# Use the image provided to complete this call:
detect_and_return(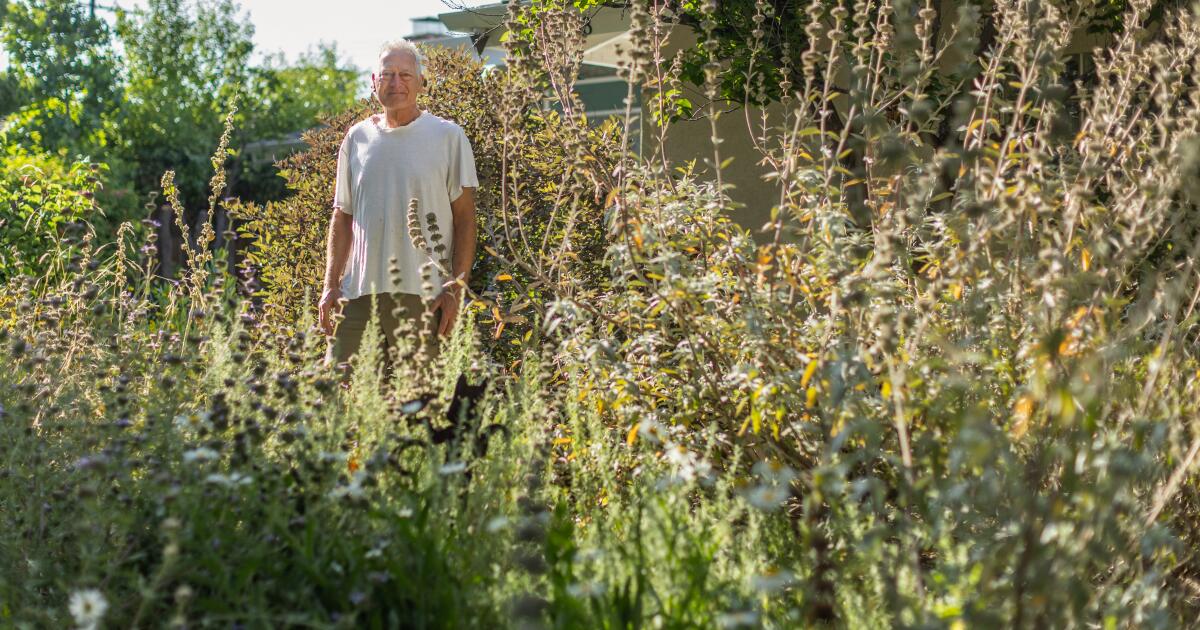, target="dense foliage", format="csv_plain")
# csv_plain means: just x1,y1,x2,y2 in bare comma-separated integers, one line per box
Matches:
0,131,104,281
0,0,362,277
1,0,124,150
2,0,1200,628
